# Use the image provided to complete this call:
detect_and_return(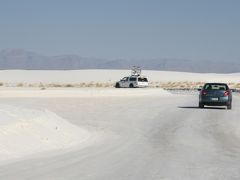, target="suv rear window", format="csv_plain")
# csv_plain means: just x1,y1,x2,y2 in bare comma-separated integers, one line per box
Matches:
203,84,228,90
138,77,148,82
